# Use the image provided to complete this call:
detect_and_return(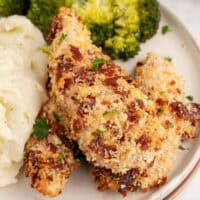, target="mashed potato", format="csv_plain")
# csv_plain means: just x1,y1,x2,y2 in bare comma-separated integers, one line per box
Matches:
0,16,48,186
